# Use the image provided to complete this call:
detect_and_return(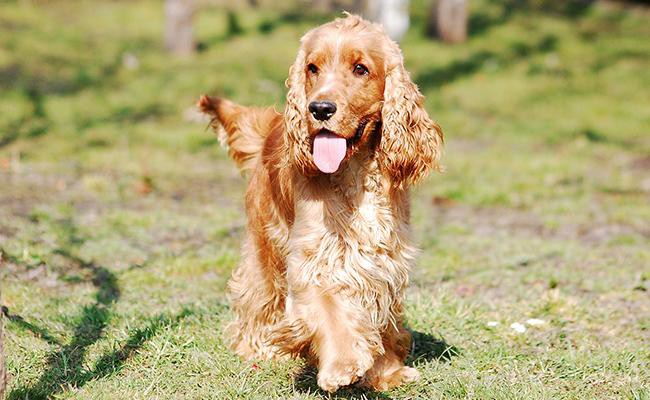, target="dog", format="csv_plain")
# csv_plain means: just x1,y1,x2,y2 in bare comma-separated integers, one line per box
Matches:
198,14,443,392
